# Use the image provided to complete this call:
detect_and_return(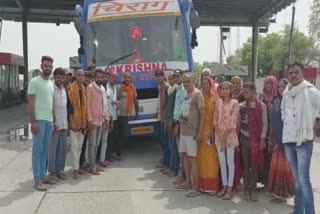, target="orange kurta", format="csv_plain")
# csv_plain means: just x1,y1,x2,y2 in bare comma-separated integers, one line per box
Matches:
198,93,220,192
